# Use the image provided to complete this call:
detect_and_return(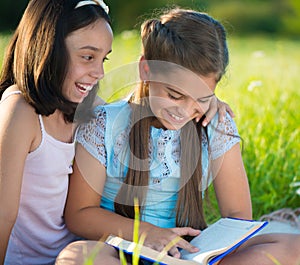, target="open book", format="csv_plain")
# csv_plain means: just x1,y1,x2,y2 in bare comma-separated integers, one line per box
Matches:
105,217,268,265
